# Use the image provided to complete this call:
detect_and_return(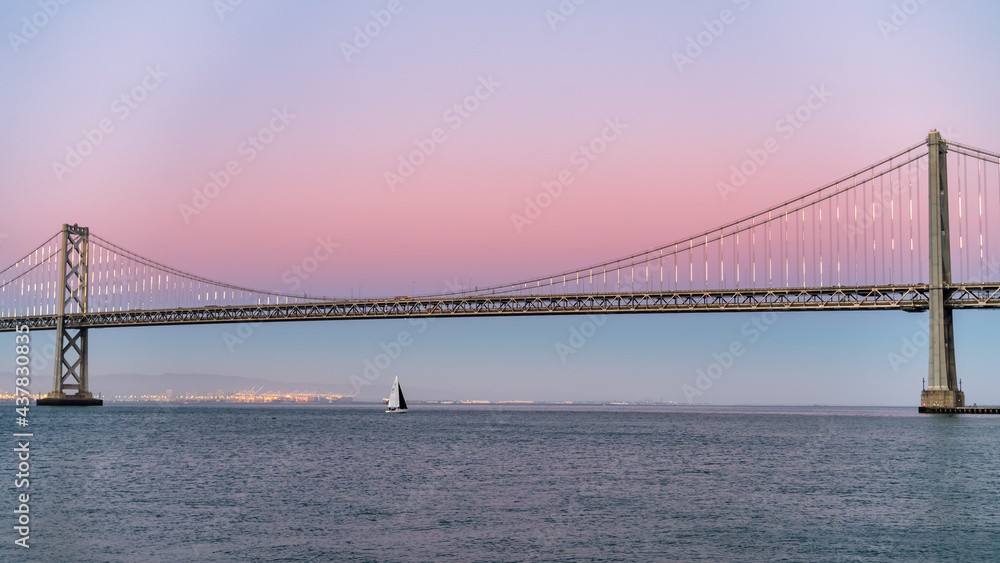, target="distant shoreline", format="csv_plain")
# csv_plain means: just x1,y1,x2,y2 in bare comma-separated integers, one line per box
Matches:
2,400,926,410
